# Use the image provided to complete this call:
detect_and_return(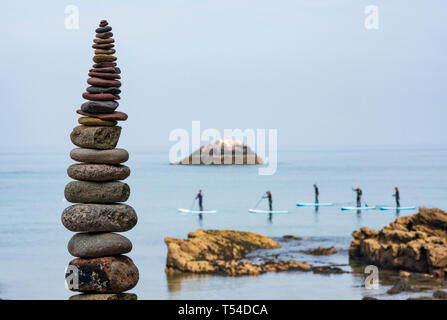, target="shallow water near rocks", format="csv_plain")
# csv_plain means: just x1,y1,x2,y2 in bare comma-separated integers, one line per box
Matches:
0,146,446,299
